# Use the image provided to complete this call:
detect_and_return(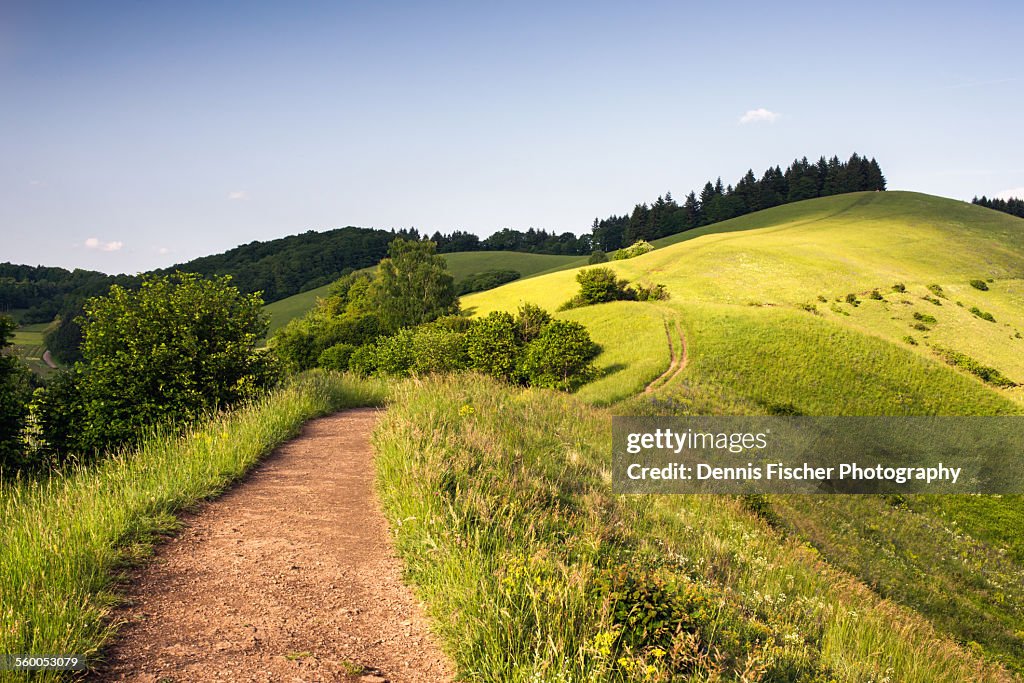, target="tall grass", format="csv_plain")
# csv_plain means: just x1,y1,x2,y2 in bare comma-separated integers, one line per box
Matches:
375,375,1011,682
0,371,385,681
